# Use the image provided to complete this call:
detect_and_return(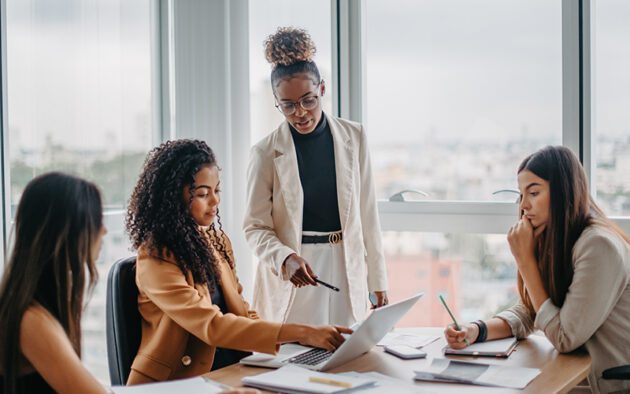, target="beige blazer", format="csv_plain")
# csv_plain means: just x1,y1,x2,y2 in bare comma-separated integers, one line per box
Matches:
243,114,388,323
497,225,630,394
127,234,282,385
